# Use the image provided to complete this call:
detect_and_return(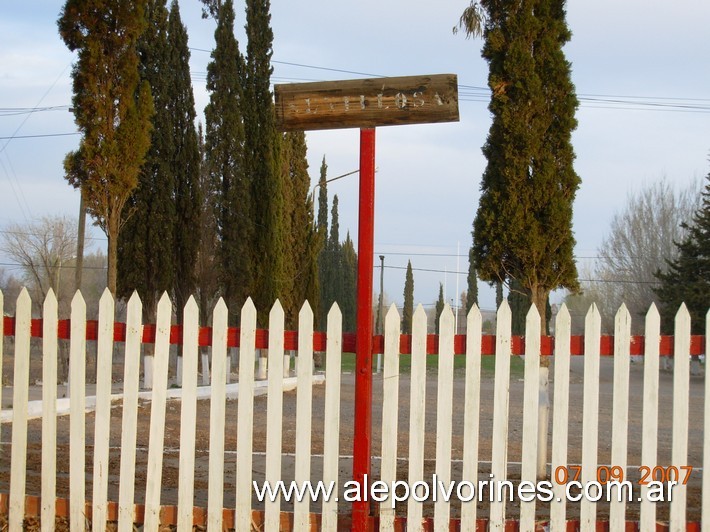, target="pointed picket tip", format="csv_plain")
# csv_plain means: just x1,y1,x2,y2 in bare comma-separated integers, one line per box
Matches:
585,302,600,320
215,296,228,314
441,303,454,318
157,291,172,312
556,302,571,323
497,298,511,320
127,290,142,307
467,303,482,322
270,298,285,318
71,289,86,309
327,301,342,321
99,287,114,306
185,294,198,310
525,302,540,320
44,288,57,306
675,302,691,324
413,304,426,319
184,295,199,318
299,299,313,315
385,302,400,324
241,296,255,315
615,302,631,324
17,286,31,305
